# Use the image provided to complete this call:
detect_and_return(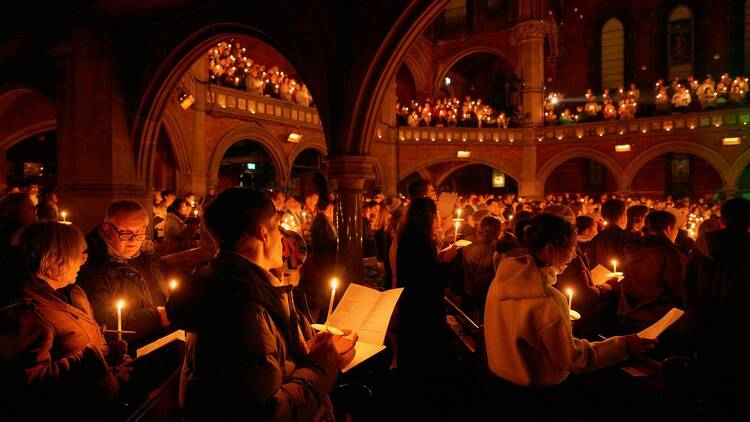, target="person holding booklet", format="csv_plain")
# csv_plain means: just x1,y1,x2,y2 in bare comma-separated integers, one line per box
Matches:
166,188,356,422
484,214,655,420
